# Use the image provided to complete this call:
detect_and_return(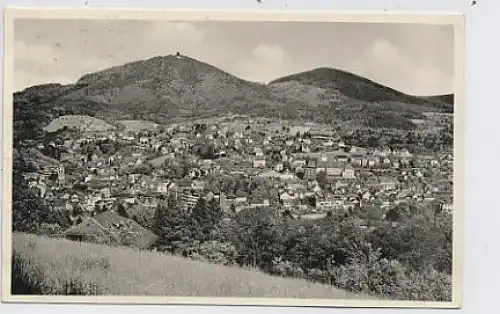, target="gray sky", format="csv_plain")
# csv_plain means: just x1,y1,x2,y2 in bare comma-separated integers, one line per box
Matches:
14,19,455,95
